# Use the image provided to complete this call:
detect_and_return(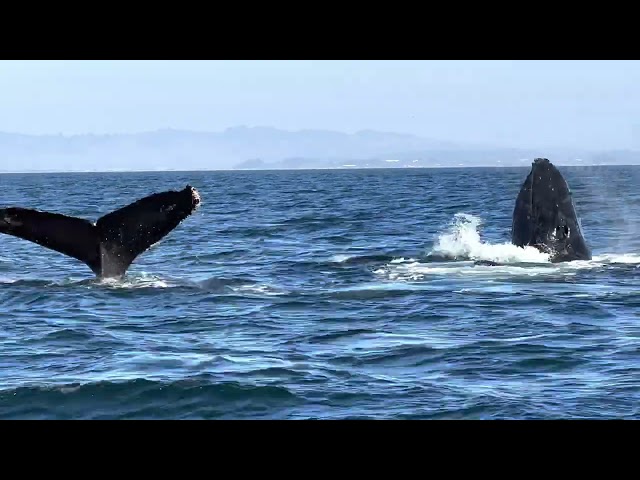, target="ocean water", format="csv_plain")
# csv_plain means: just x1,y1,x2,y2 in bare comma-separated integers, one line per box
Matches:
1,165,640,420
